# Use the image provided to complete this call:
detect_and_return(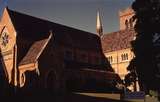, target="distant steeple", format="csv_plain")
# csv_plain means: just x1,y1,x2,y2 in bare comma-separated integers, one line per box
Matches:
96,11,103,38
